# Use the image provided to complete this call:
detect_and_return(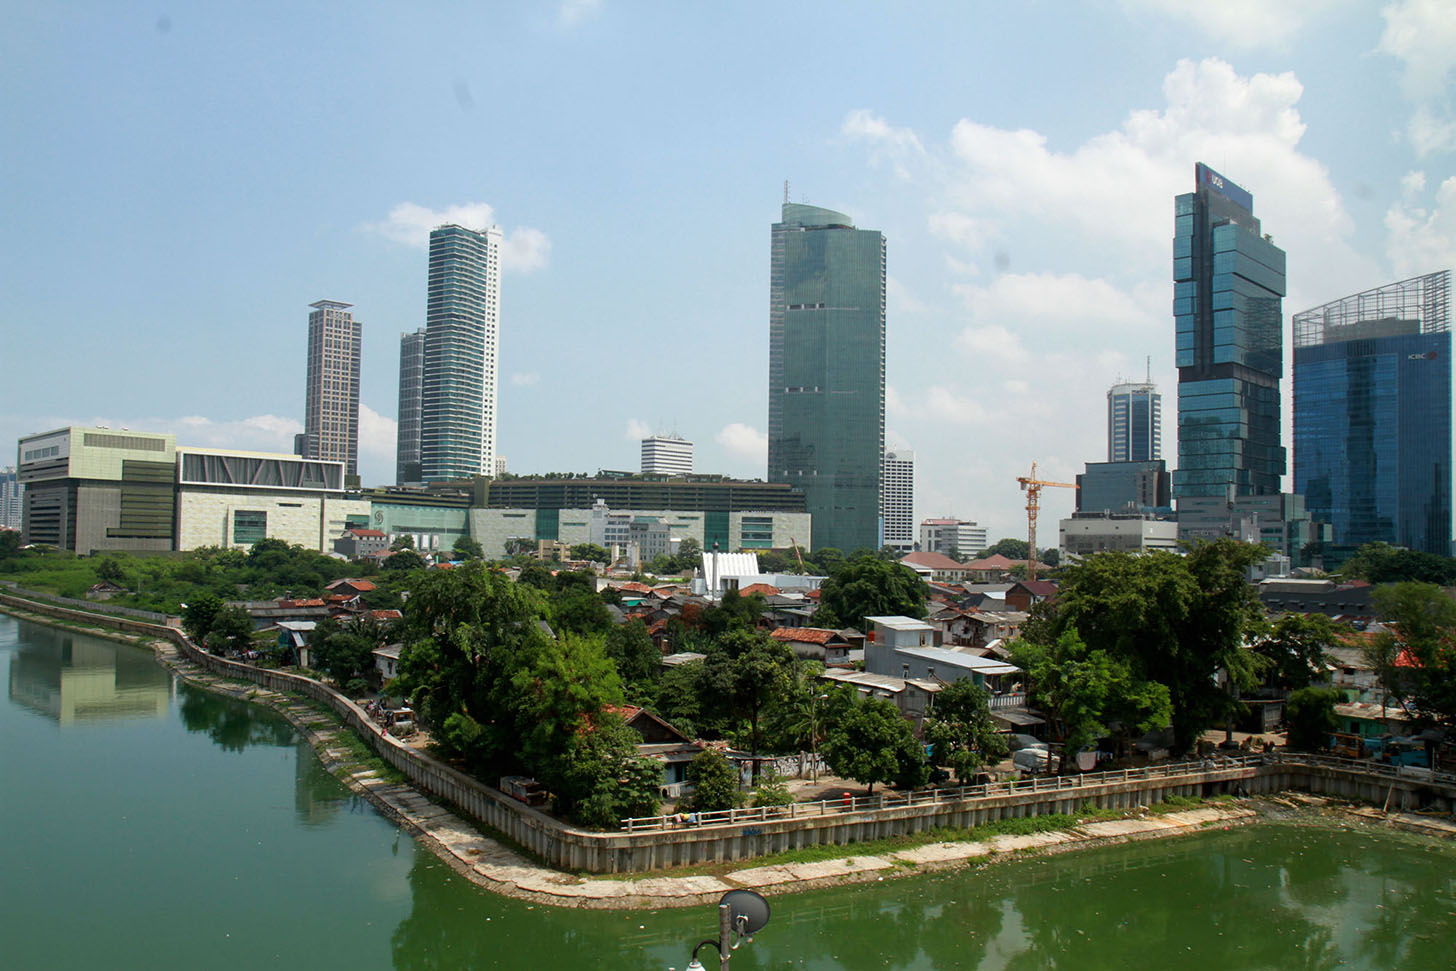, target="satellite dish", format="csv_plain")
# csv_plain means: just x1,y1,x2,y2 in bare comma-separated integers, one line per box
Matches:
720,890,771,935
